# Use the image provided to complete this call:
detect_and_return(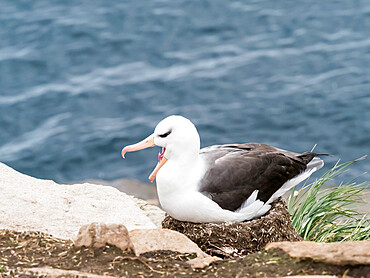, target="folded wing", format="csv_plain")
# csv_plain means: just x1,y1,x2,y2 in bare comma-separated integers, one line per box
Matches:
199,143,320,211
